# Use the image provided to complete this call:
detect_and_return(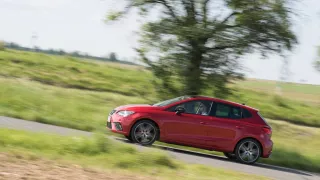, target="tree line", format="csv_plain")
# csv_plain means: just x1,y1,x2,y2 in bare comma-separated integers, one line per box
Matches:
1,41,137,66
